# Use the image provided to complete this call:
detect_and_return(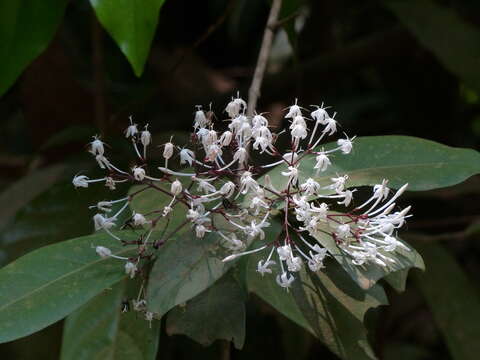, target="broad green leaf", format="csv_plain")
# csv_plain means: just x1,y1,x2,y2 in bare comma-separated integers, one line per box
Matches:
0,164,67,230
61,281,160,360
0,0,68,96
265,136,480,192
385,0,480,92
0,232,137,343
0,179,118,265
246,221,387,360
147,230,229,317
166,272,246,349
414,243,480,360
311,230,424,289
90,0,166,76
